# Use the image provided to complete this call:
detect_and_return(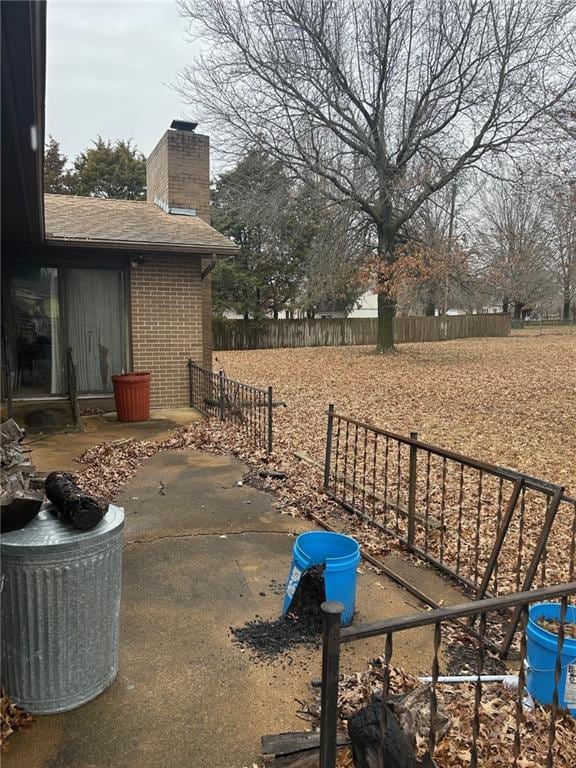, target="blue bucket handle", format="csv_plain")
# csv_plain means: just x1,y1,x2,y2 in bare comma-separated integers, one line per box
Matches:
526,655,576,674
